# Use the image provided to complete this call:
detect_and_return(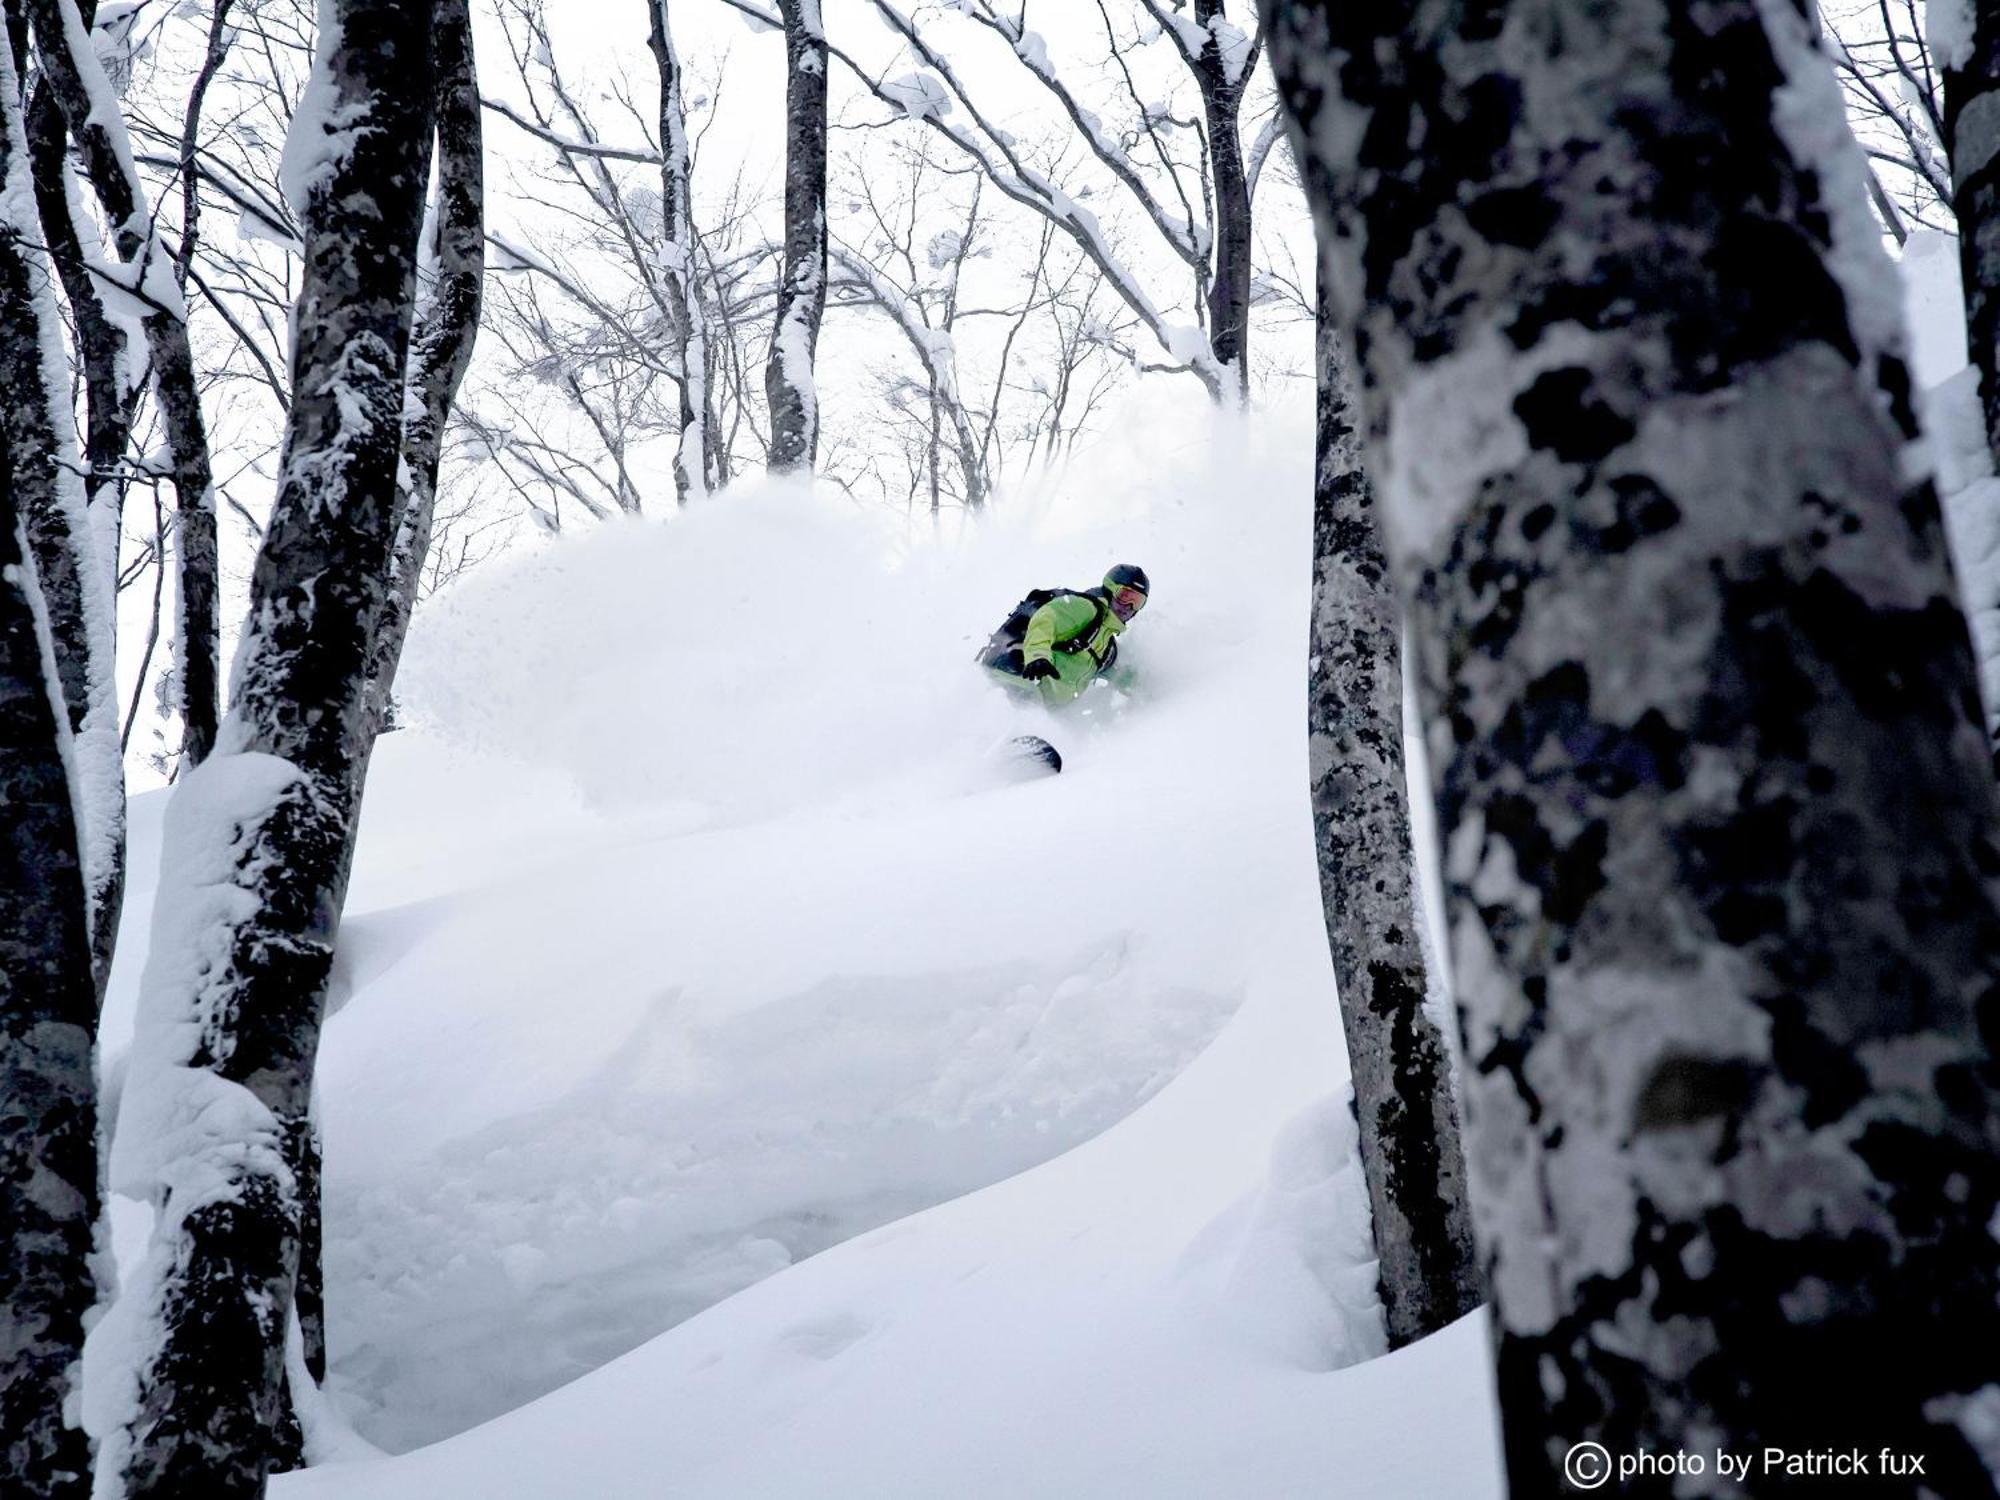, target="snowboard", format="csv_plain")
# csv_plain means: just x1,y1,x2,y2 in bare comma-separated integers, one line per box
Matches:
1002,734,1063,776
